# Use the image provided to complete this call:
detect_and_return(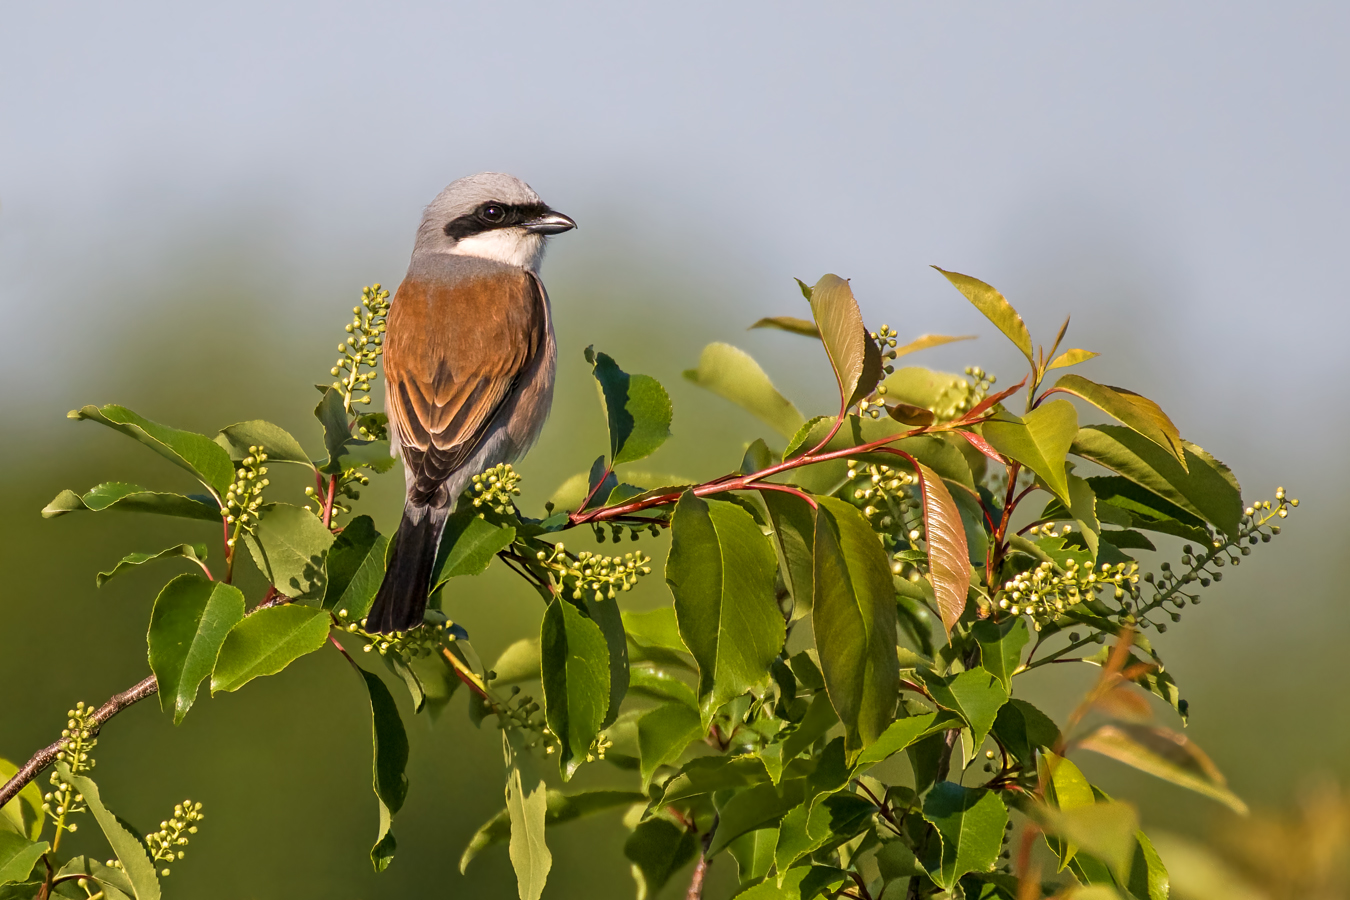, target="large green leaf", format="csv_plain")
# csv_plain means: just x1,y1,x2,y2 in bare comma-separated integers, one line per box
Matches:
589,349,673,465
622,607,694,670
1048,375,1185,468
811,497,899,754
637,701,703,785
991,699,1060,766
321,515,387,614
912,463,971,635
683,342,805,439
430,510,516,592
1079,723,1247,813
0,759,43,841
1071,426,1243,539
242,503,335,601
808,274,881,409
920,782,1008,889
920,669,1009,748
933,268,1034,366
215,419,313,467
541,599,611,779
774,789,876,877
583,592,629,728
503,729,552,900
982,400,1079,503
461,790,643,874
69,404,233,497
356,667,409,871
0,832,47,886
147,575,245,723
56,763,160,900
42,483,220,522
667,493,785,728
972,618,1030,691
210,605,331,694
760,491,815,621
727,827,776,889
624,817,698,900
707,778,807,857
97,543,209,587
1086,476,1210,544
854,711,962,769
